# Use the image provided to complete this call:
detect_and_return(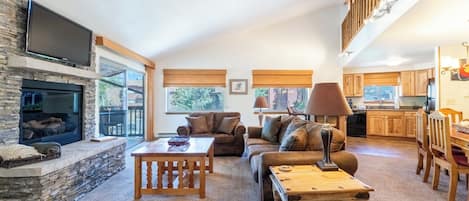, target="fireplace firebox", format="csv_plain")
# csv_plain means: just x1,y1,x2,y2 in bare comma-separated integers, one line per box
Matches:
20,79,83,145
